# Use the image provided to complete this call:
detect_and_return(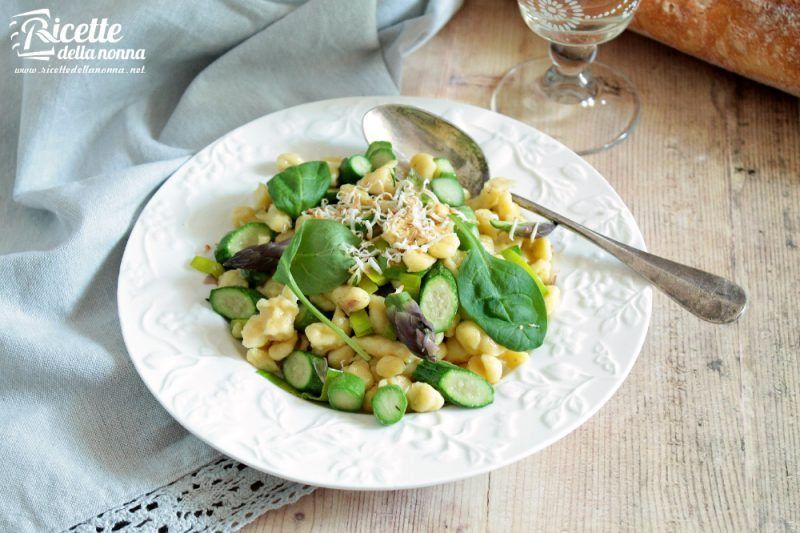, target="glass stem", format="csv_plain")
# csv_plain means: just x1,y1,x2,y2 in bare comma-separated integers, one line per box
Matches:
540,43,599,104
